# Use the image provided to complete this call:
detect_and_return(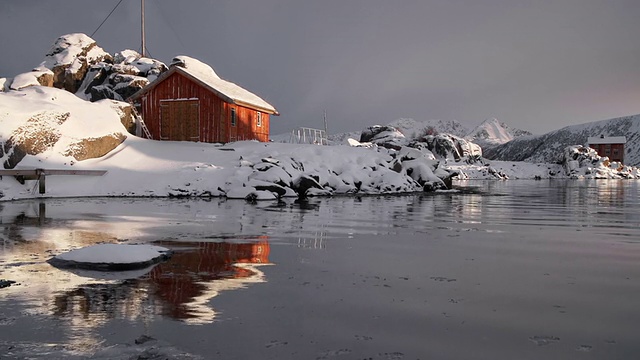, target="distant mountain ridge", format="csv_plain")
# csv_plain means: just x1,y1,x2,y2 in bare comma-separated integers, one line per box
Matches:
483,114,640,166
464,118,532,147
323,118,530,146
